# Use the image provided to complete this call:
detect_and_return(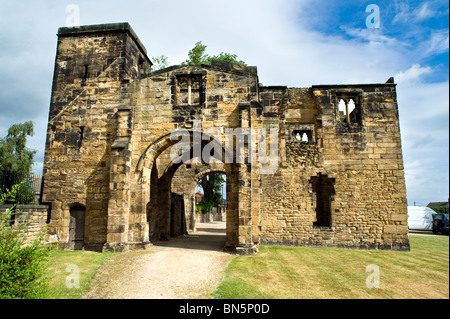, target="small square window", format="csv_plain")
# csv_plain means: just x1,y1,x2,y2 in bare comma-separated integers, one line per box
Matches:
176,75,203,105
